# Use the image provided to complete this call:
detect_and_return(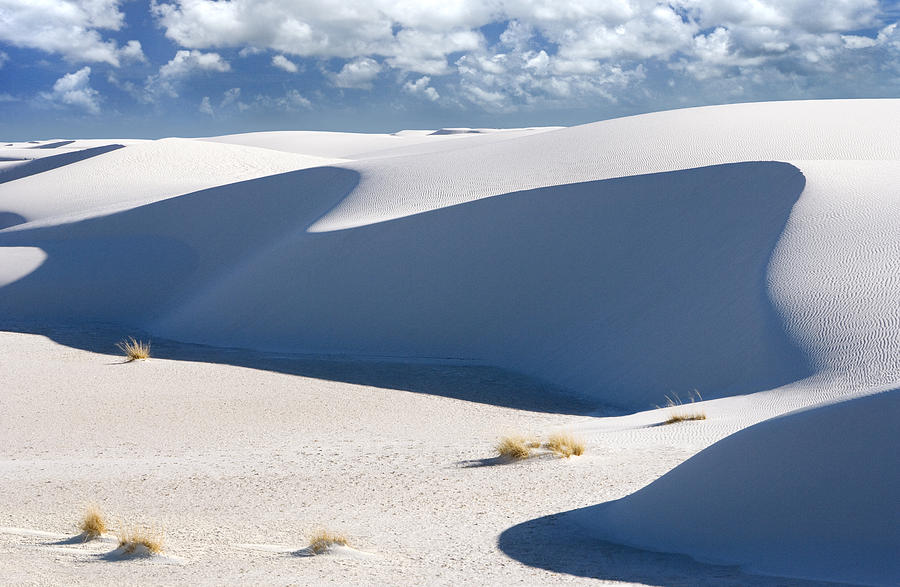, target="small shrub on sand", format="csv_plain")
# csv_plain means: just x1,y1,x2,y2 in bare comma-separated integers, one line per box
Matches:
660,392,707,425
495,435,535,460
116,524,164,555
79,504,107,540
544,433,585,458
116,337,150,361
308,529,349,554
664,412,707,424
